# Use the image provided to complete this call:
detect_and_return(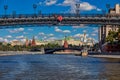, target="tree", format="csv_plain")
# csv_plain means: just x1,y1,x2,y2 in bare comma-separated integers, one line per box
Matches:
117,27,120,41
0,42,2,46
106,30,117,43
